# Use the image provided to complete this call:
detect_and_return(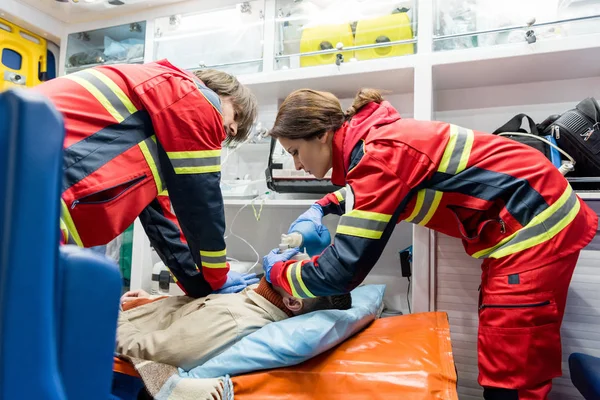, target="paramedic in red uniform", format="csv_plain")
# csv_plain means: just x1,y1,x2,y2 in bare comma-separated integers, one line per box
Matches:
262,88,598,399
34,59,259,297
